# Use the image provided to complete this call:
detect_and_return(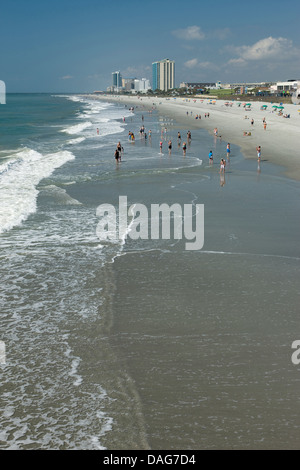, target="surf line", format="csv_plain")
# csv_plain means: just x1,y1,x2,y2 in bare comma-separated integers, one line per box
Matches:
96,196,204,251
